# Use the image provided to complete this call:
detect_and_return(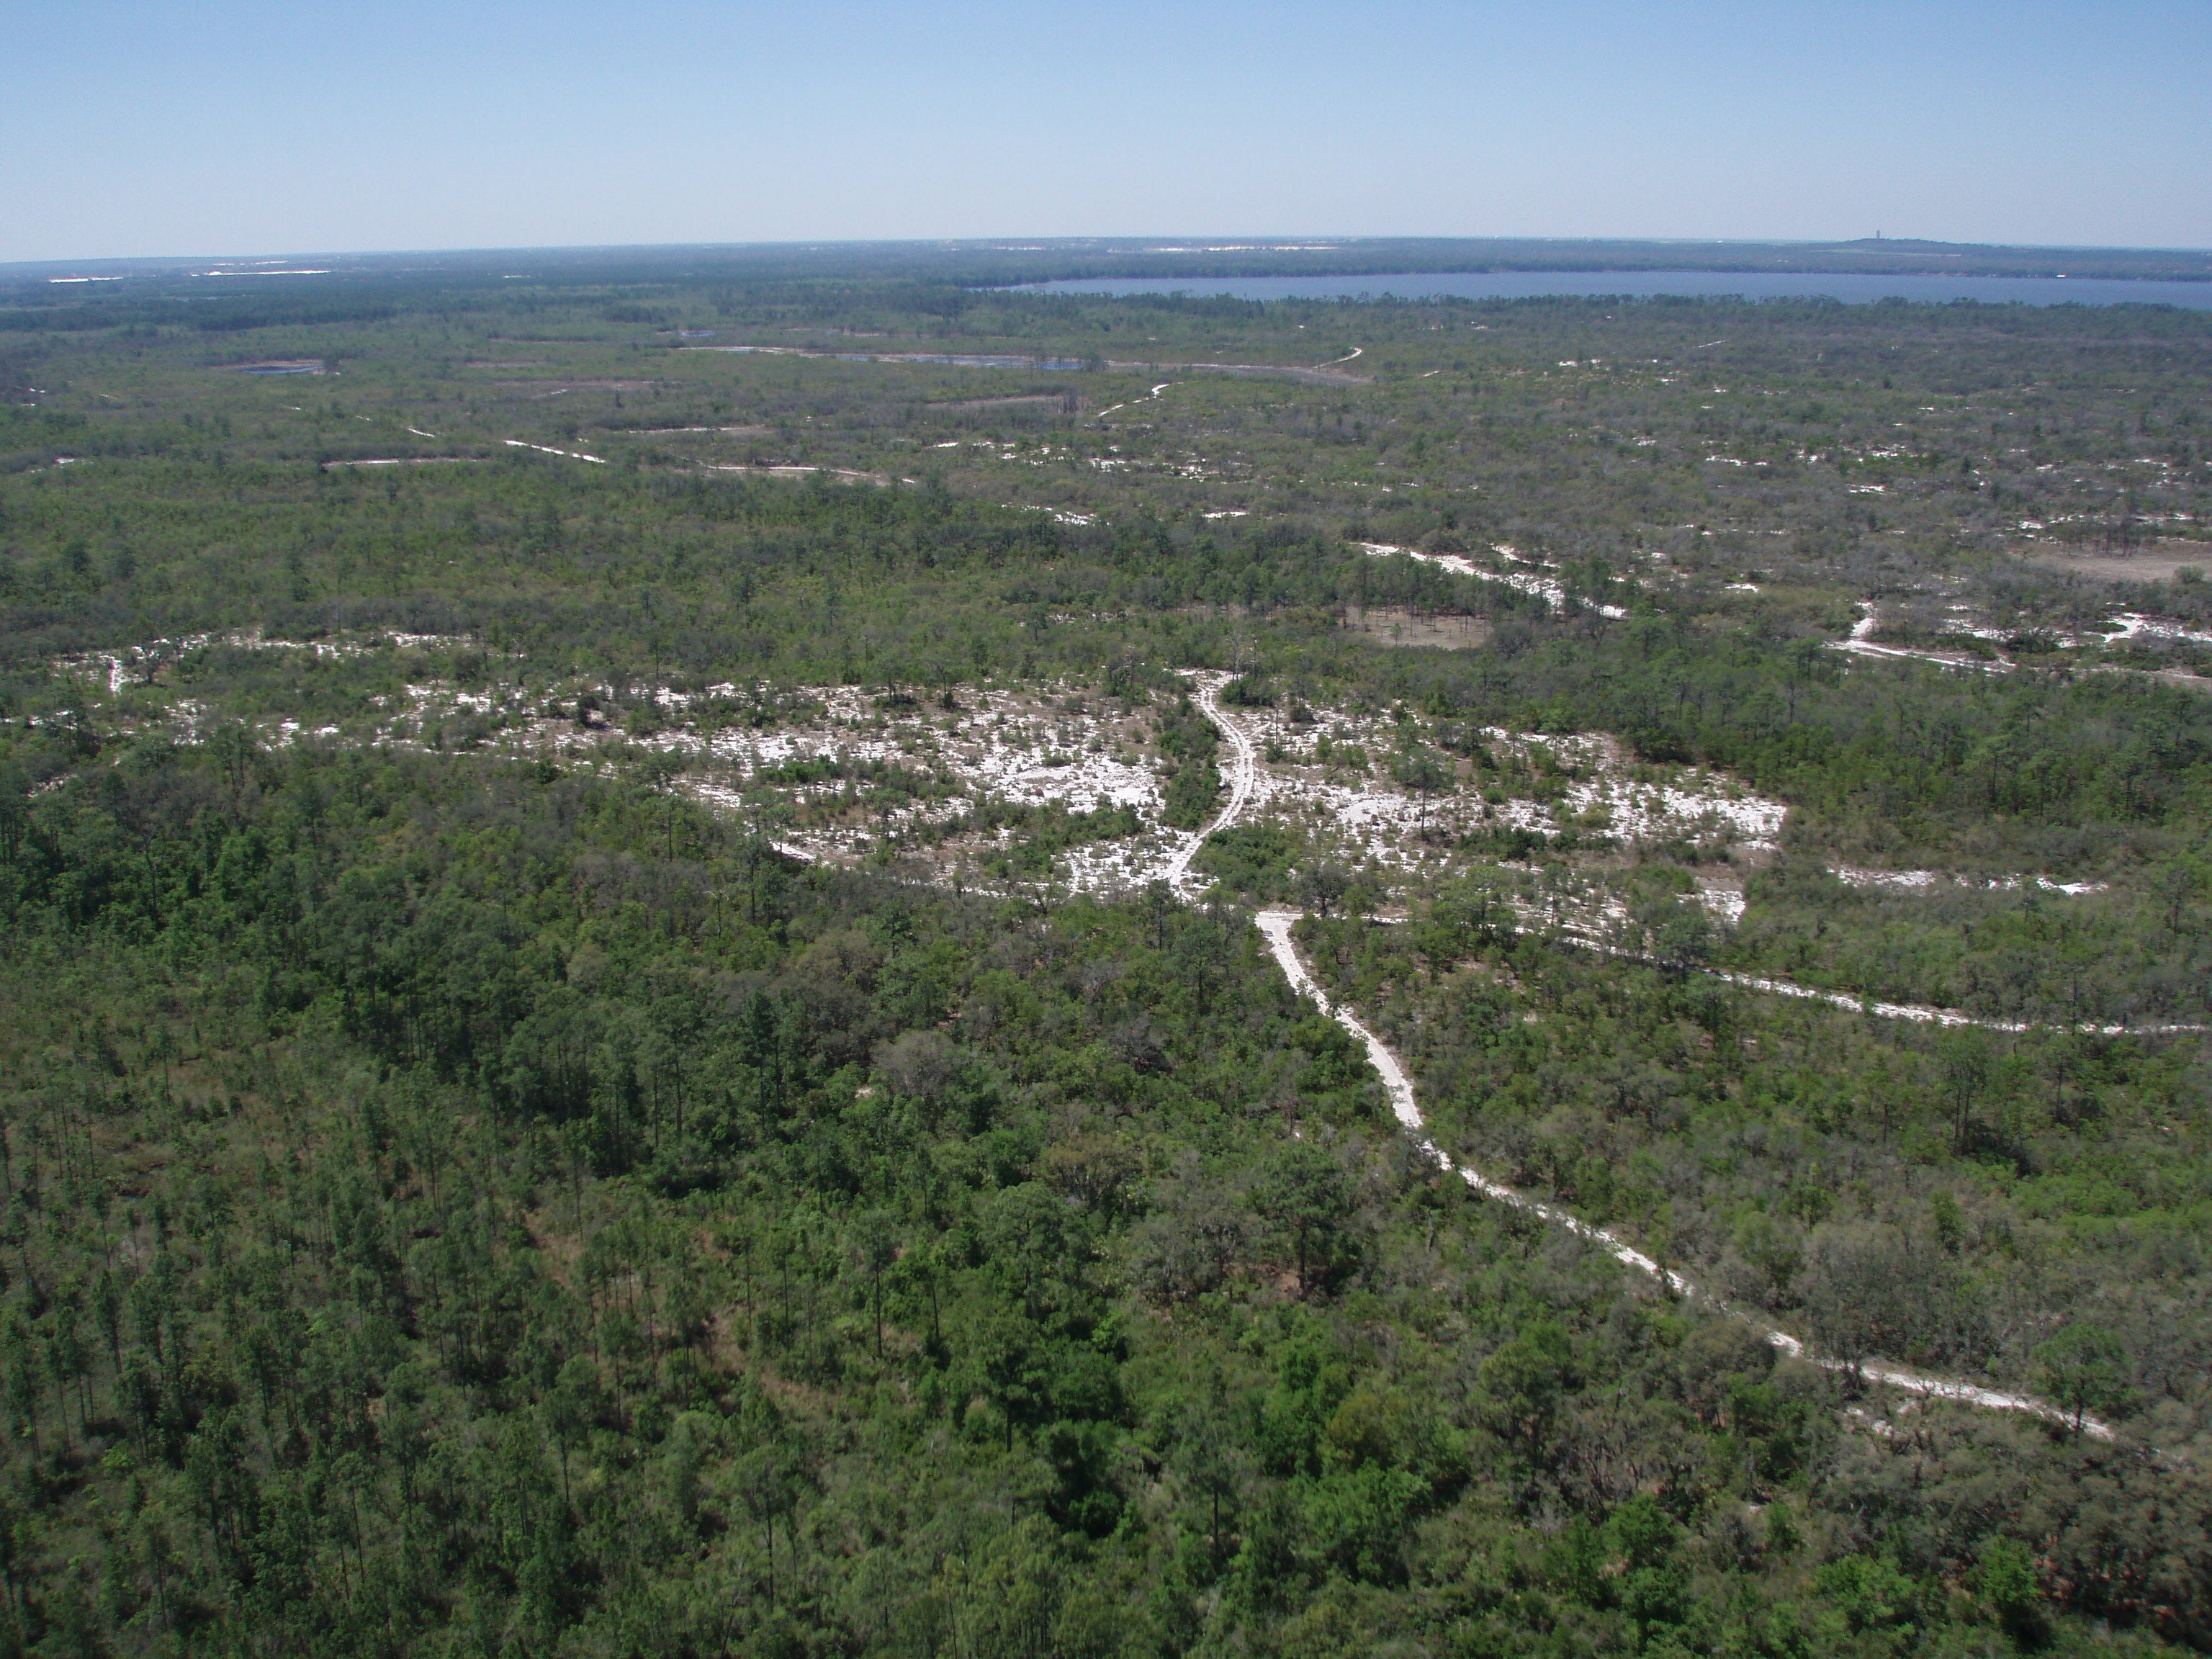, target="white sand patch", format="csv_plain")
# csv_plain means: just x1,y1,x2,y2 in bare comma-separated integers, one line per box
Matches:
1831,608,2011,674
1084,691,1787,893
1039,696,1798,922
1833,867,2108,896
1833,866,1939,891
614,683,1179,891
1932,611,2212,654
365,667,1784,904
1694,884,1746,924
2090,612,2212,647
1360,541,1628,619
